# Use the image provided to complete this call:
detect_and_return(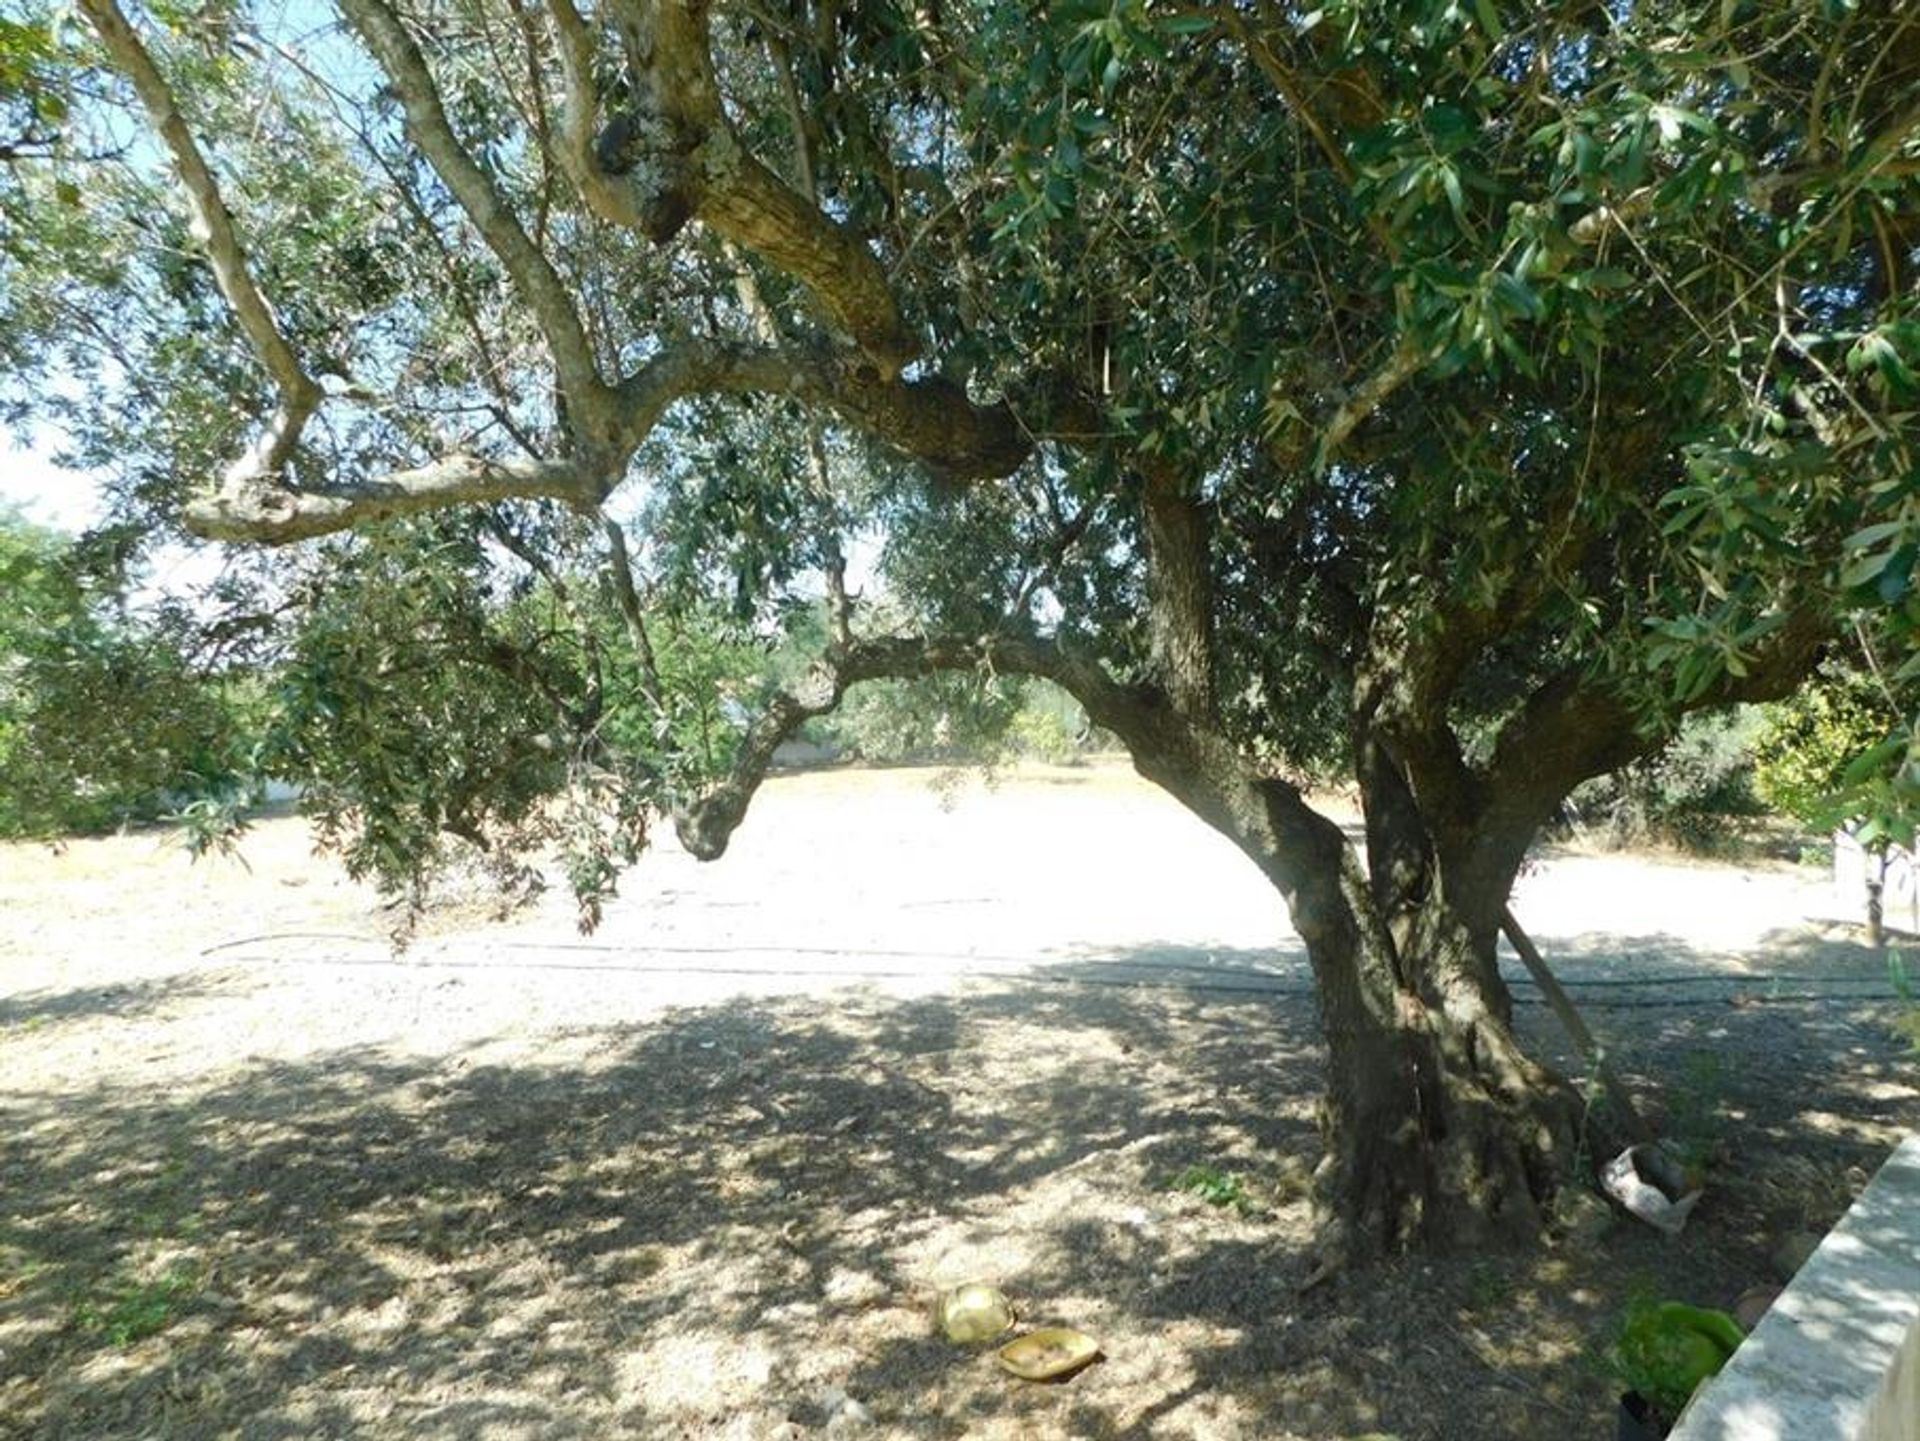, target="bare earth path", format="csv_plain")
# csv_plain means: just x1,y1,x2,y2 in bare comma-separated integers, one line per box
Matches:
2,764,1915,1439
